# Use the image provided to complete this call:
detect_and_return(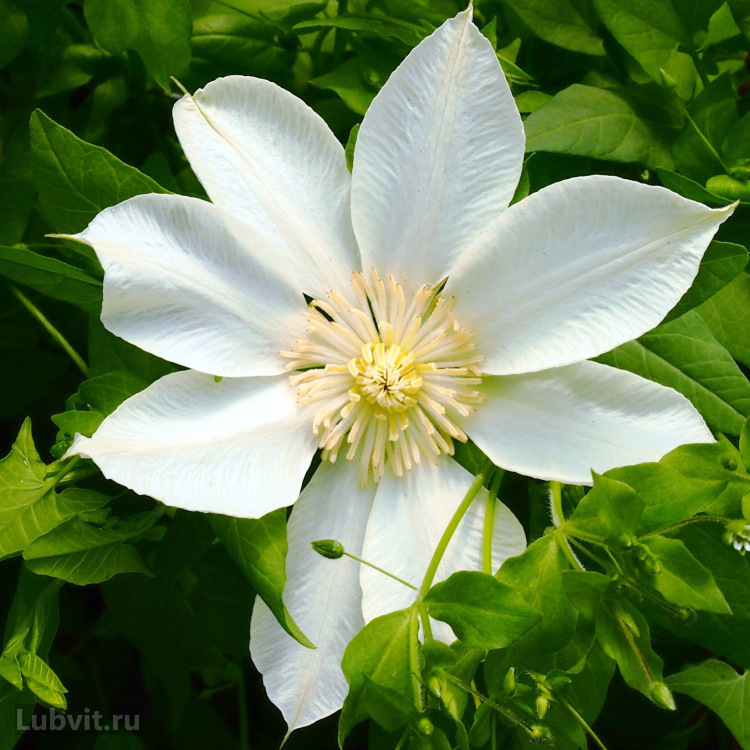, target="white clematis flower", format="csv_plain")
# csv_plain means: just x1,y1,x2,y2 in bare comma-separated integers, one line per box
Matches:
67,7,732,733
